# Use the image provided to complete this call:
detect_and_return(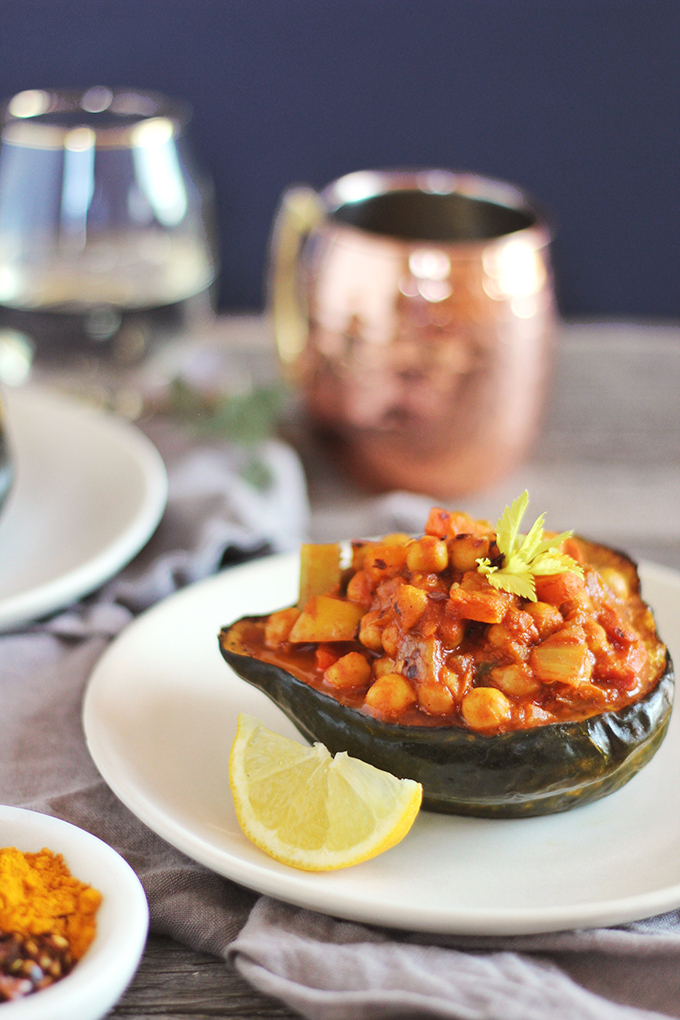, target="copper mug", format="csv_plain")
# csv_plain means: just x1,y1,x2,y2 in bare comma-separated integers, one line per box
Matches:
270,169,556,498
